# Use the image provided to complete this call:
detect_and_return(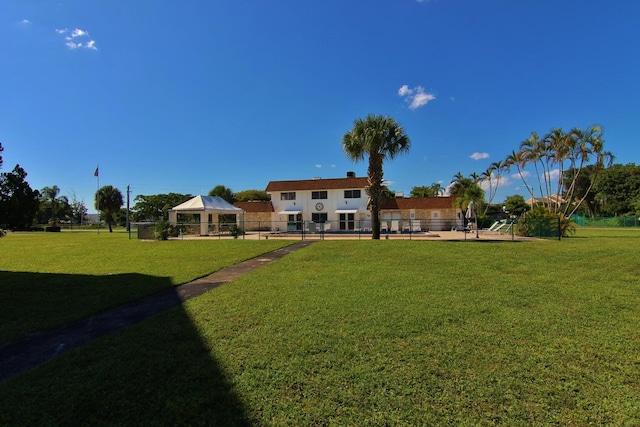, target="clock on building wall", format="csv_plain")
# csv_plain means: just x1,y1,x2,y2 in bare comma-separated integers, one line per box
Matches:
315,202,324,211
